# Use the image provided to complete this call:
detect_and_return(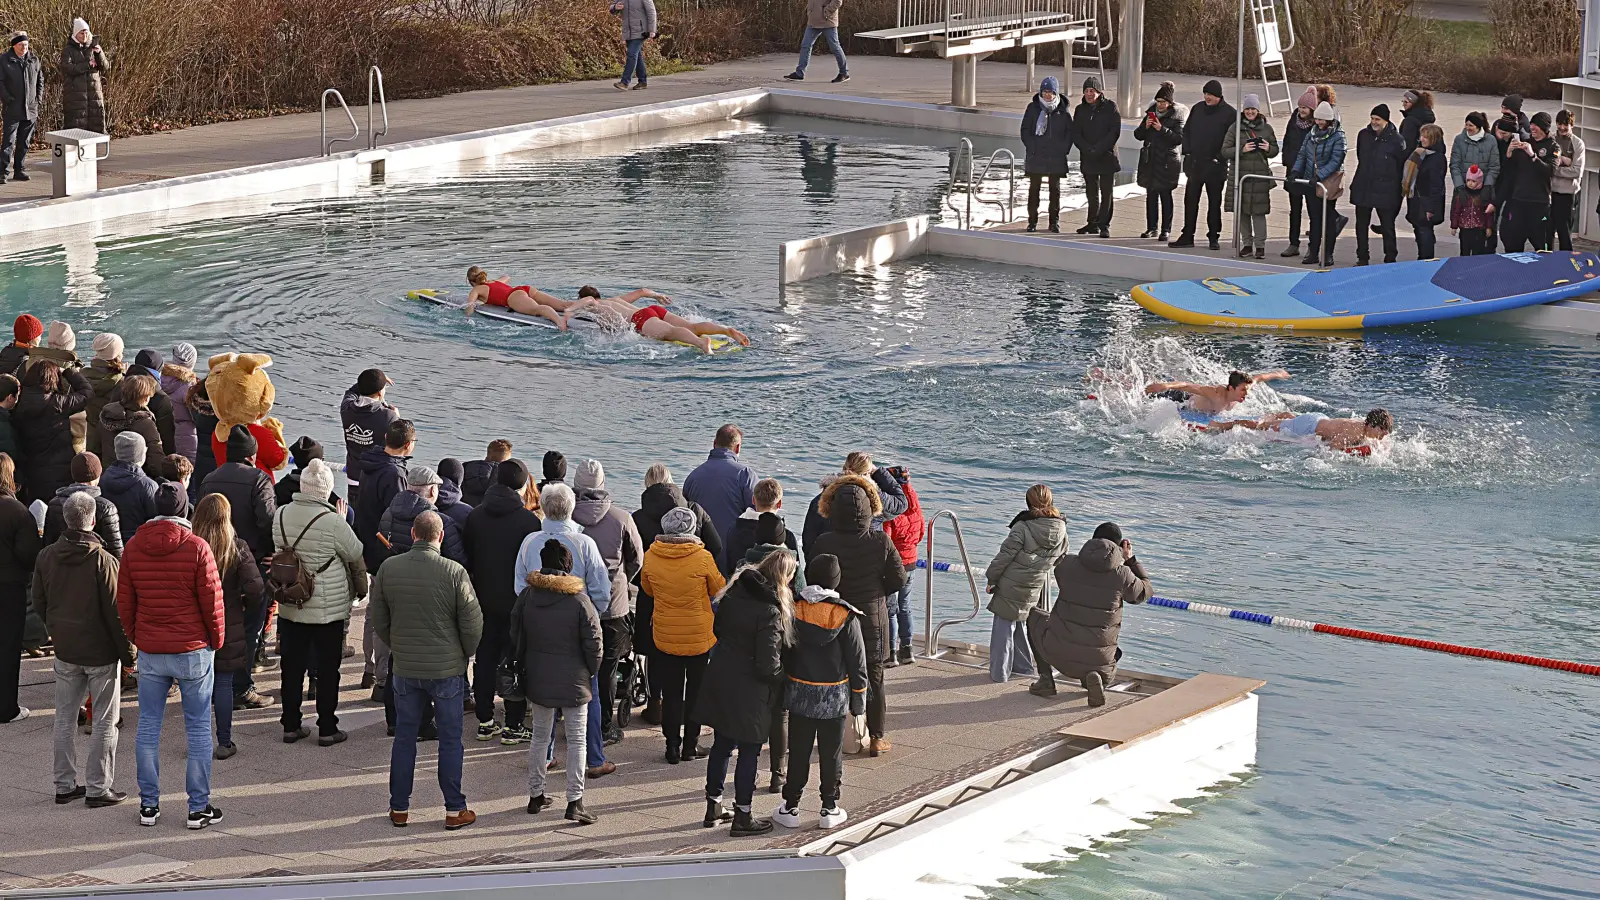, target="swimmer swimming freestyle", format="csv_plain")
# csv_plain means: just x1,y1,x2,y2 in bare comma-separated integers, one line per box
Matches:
1208,408,1395,452
1143,369,1292,416
561,286,750,354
